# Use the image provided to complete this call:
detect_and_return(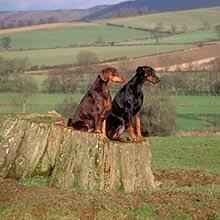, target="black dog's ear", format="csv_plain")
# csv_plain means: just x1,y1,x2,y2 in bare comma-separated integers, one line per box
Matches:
136,66,144,73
